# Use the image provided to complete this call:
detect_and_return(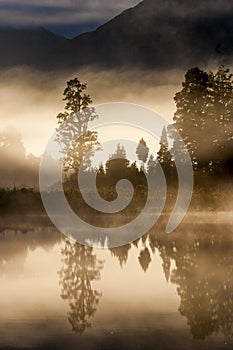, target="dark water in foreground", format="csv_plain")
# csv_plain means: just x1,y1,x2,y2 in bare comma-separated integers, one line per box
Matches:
0,213,232,350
